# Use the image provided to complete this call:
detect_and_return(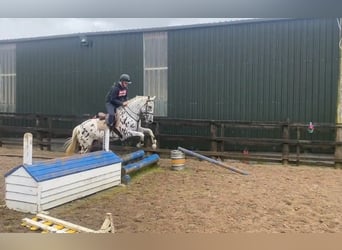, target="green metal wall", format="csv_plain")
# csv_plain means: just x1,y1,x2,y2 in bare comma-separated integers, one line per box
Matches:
168,18,339,123
16,33,144,115
13,18,341,124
